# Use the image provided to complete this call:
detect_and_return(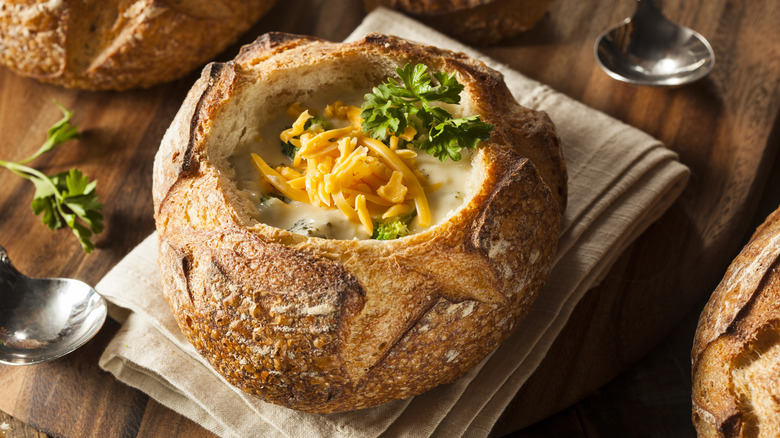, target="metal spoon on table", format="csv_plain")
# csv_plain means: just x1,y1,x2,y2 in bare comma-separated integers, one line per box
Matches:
594,0,715,86
0,245,107,365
